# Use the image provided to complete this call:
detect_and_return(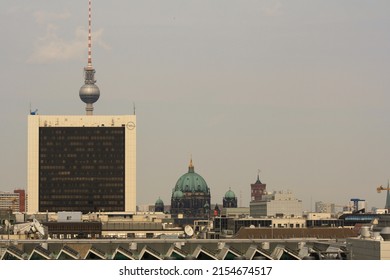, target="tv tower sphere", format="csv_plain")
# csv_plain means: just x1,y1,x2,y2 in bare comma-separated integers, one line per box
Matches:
79,81,100,104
